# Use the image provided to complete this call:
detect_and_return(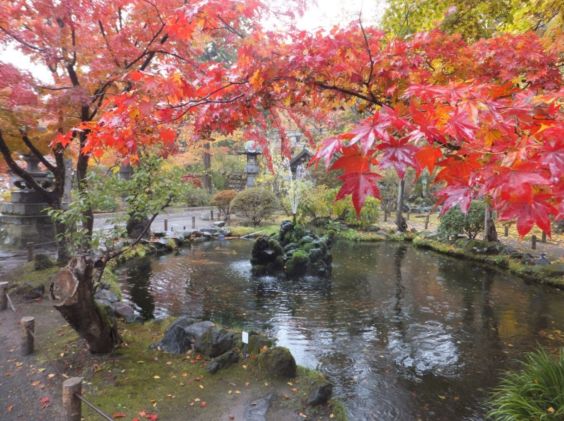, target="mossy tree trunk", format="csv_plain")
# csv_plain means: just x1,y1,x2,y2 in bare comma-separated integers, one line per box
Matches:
51,256,120,353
